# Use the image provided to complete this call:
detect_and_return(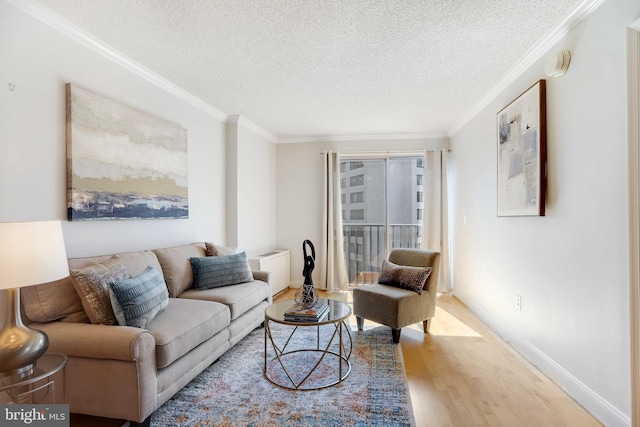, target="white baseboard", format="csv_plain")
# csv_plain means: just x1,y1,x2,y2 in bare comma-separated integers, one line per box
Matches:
455,294,631,427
